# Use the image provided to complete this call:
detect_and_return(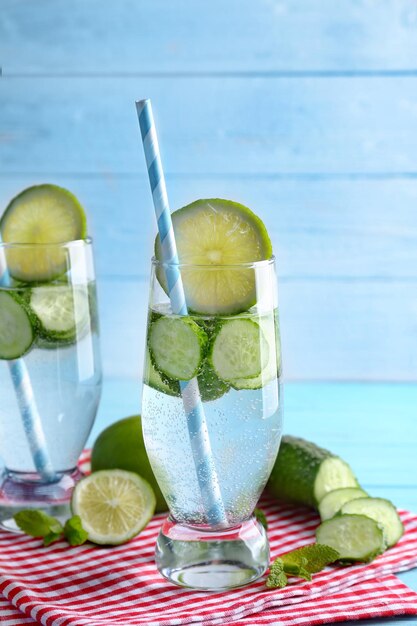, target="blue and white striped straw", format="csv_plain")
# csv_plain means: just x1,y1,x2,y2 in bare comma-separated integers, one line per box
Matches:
0,246,57,483
136,99,228,527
